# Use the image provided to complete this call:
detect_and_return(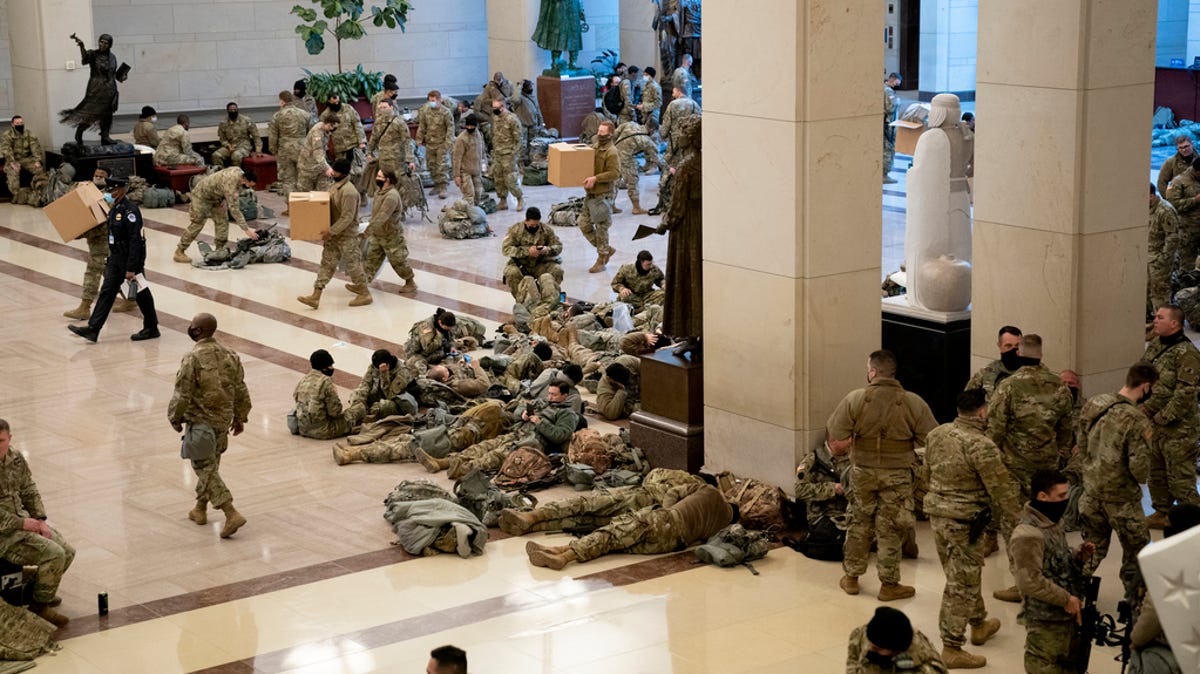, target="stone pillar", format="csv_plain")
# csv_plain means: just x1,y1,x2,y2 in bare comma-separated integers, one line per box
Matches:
487,0,544,82
8,0,95,148
619,0,657,72
917,0,978,97
702,0,882,488
972,0,1156,397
